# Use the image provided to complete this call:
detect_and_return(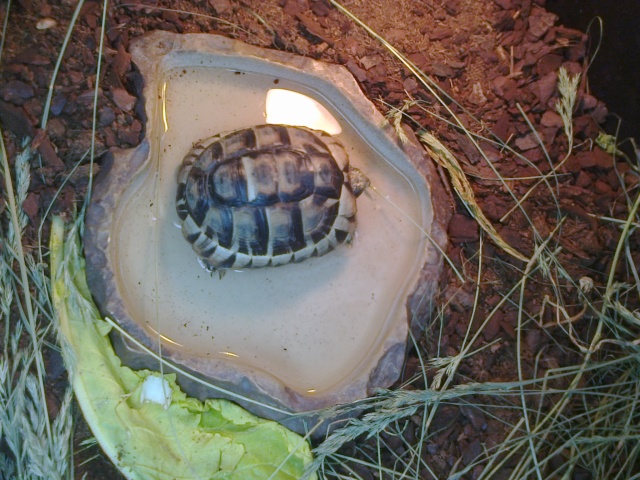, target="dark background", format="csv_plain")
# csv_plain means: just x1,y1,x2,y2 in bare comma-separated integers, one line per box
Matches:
546,0,640,144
